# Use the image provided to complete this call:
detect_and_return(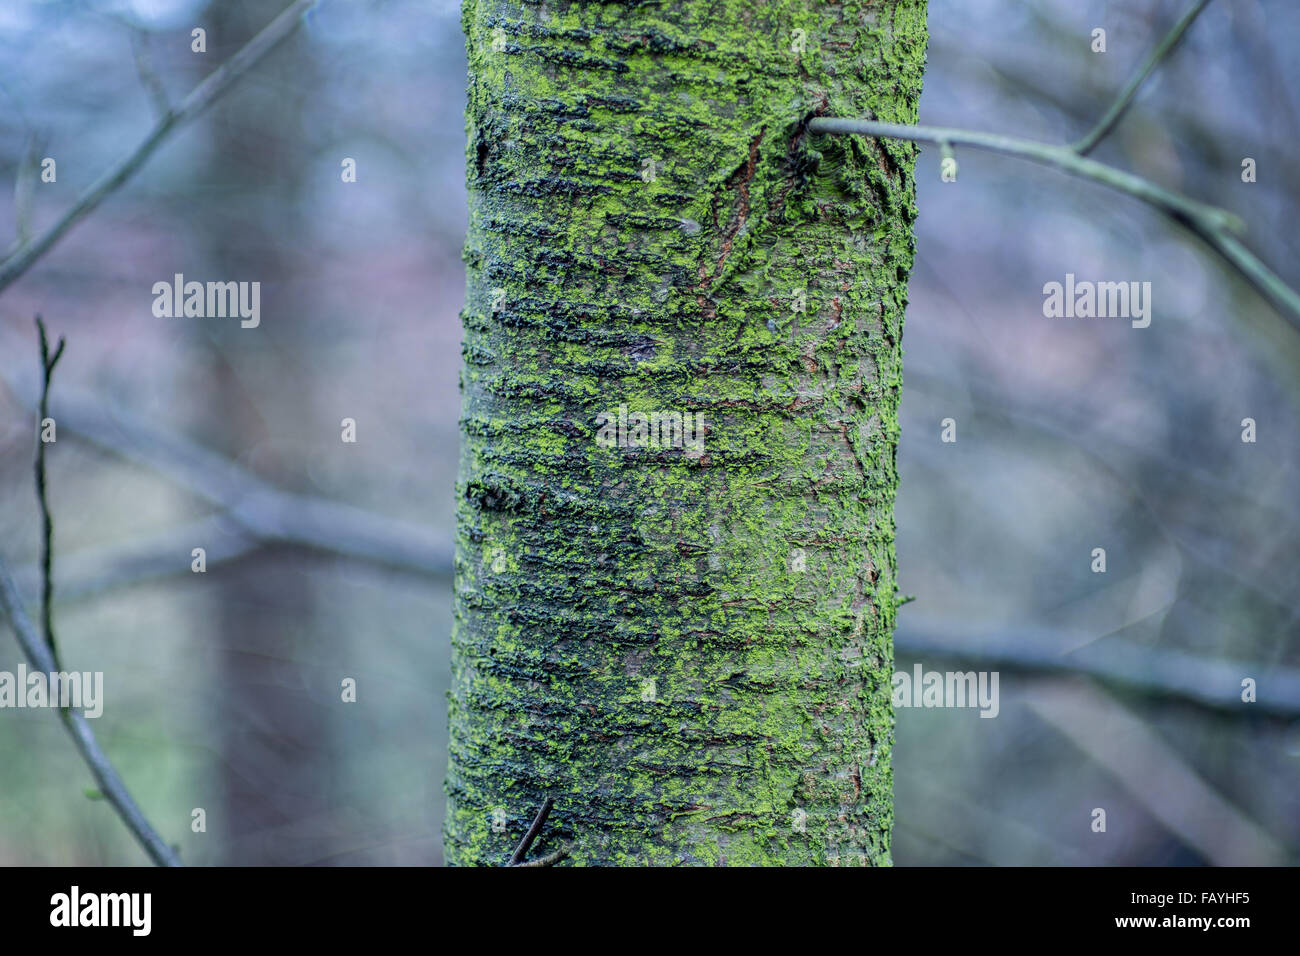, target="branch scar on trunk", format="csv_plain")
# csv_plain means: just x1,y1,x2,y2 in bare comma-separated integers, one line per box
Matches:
695,128,765,317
